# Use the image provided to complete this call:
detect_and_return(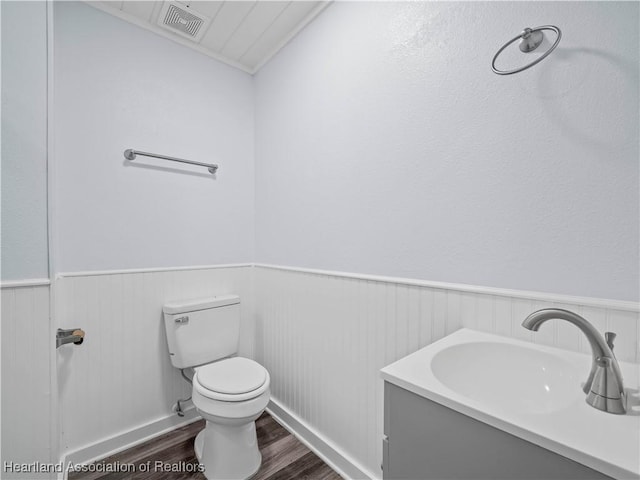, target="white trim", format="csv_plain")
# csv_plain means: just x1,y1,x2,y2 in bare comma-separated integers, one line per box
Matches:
0,278,51,288
254,264,640,312
250,1,333,74
61,407,200,478
54,263,639,312
0,3,3,470
46,0,59,472
56,263,253,279
267,398,376,480
46,0,55,283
